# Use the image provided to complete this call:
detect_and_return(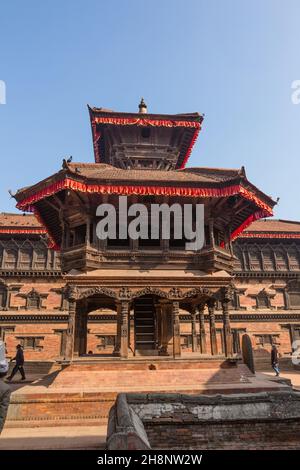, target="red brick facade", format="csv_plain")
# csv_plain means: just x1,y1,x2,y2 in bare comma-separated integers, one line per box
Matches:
1,217,300,365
